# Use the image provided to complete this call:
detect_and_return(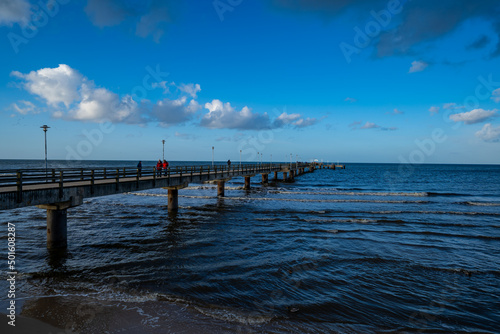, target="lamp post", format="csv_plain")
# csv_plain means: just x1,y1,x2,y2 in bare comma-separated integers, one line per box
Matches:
212,146,214,167
162,140,165,160
239,149,242,169
260,153,262,167
290,153,292,169
271,154,272,167
296,154,298,169
40,125,50,179
257,152,259,167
